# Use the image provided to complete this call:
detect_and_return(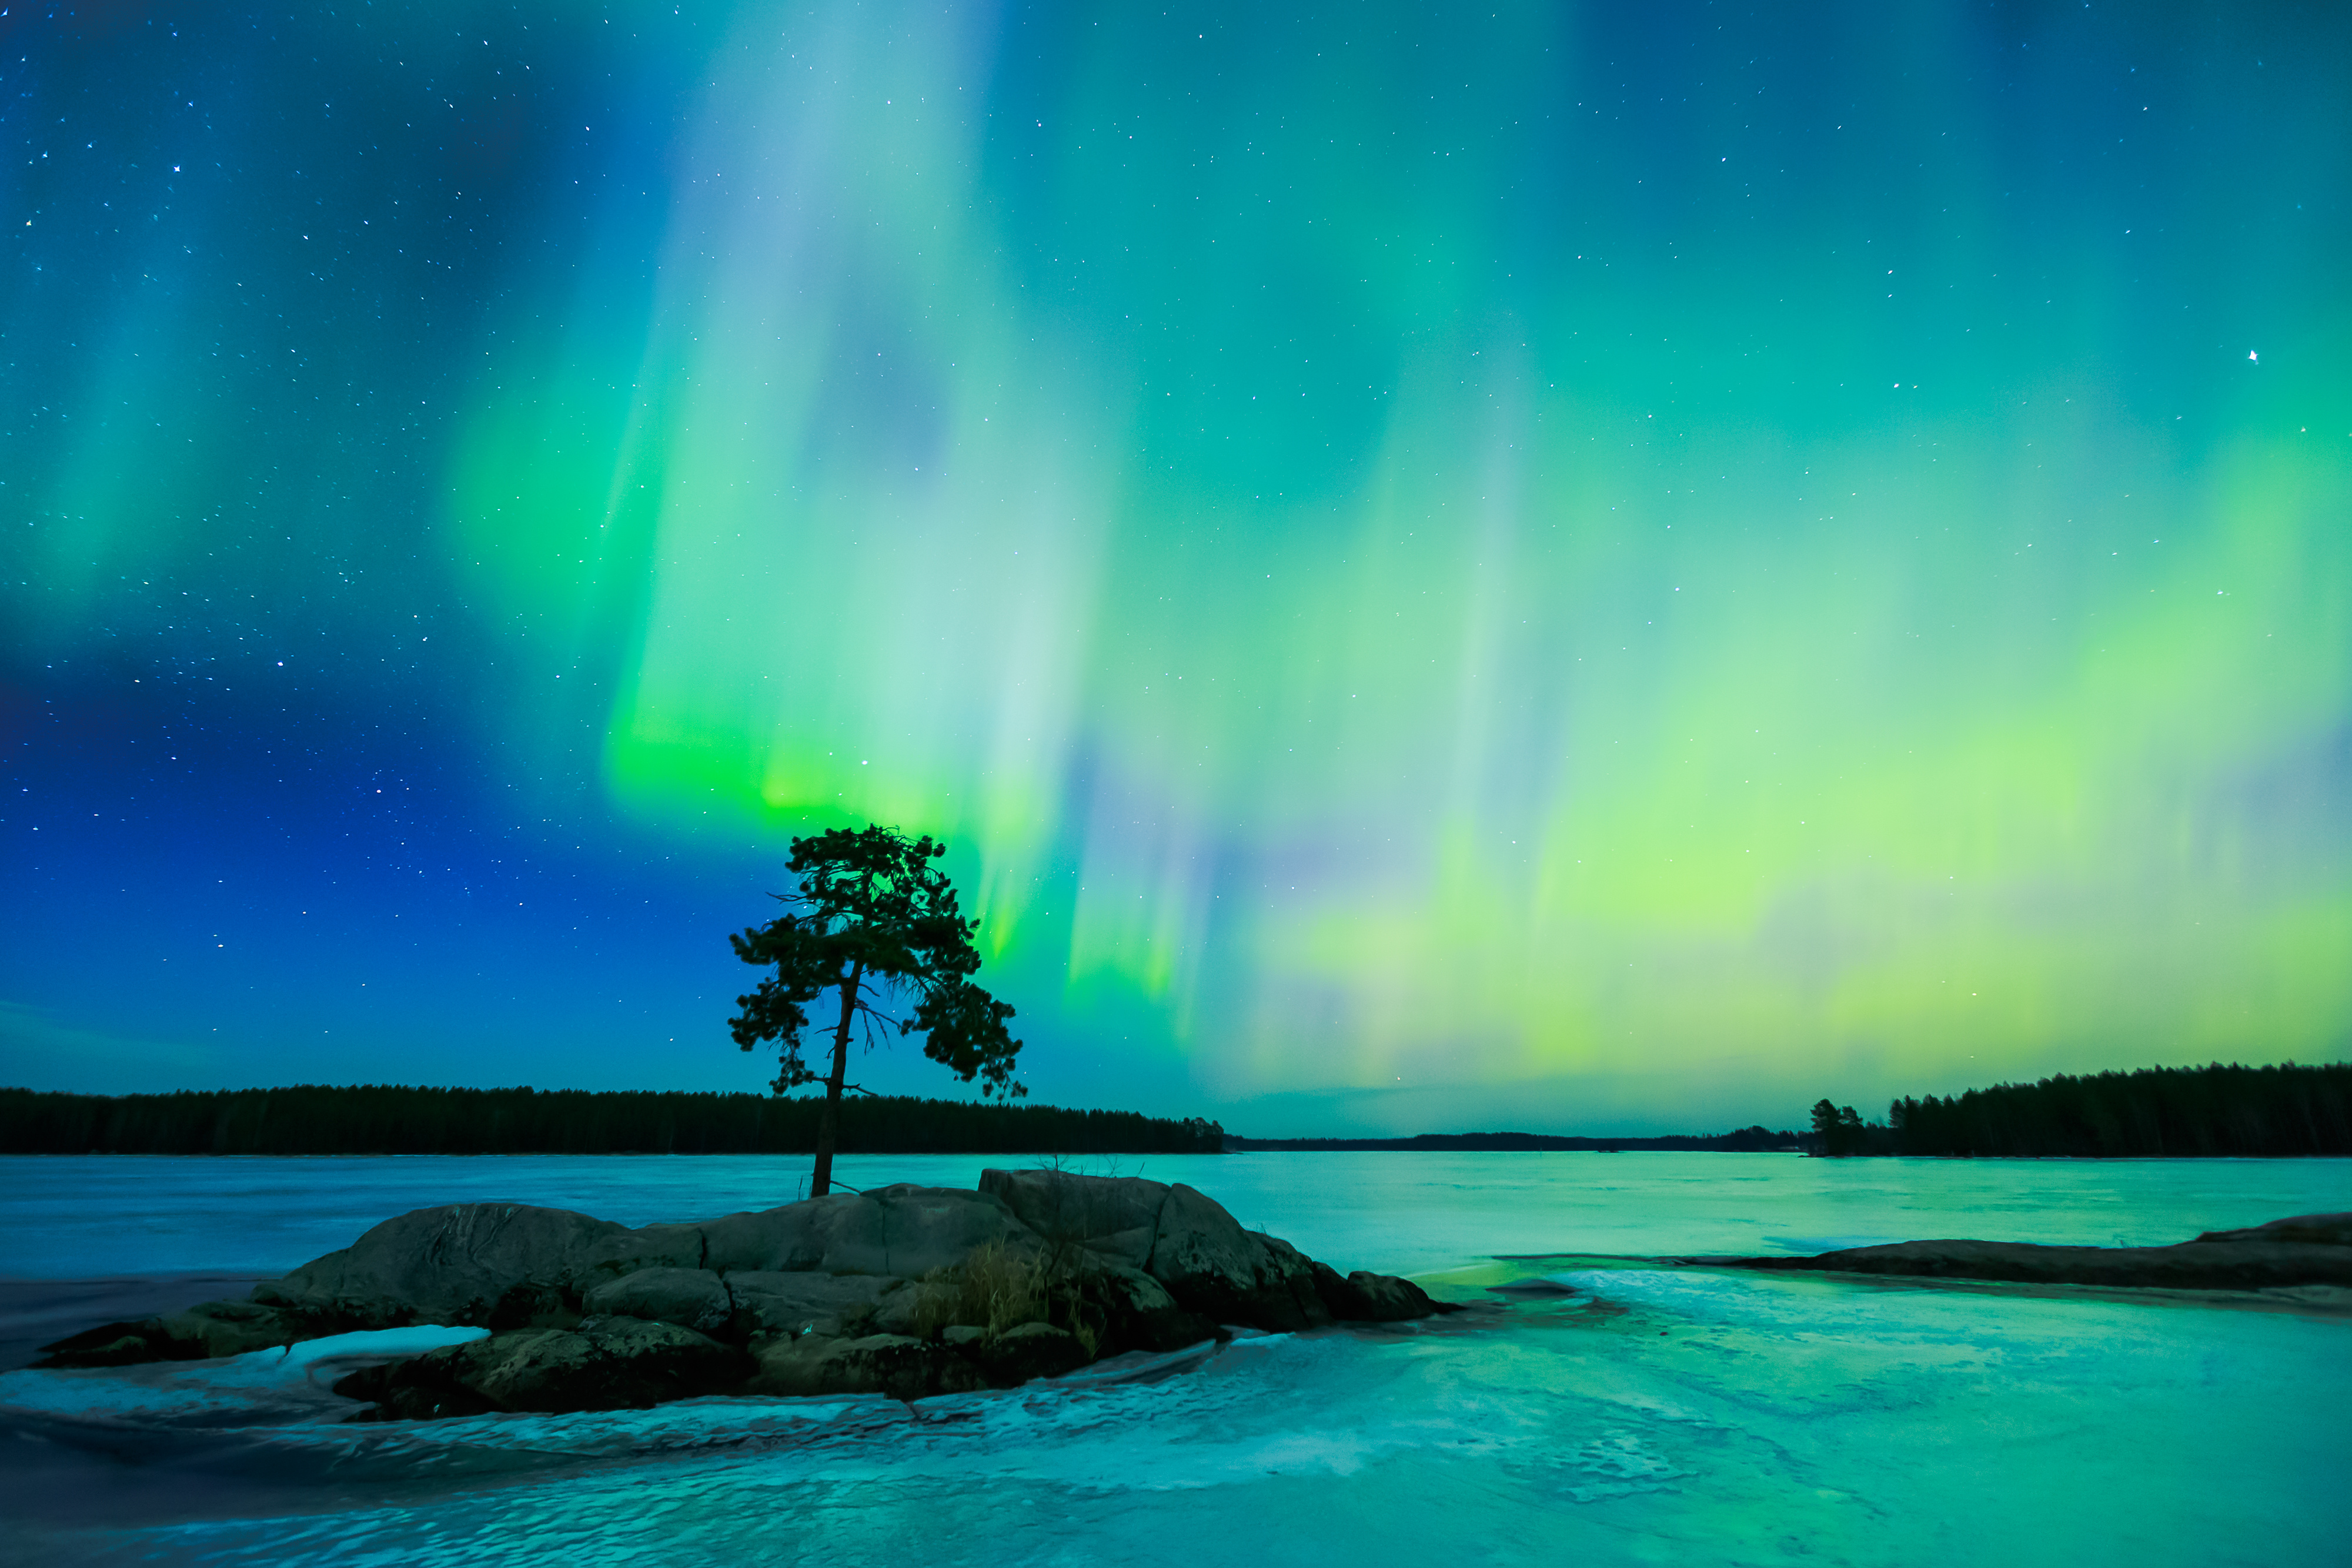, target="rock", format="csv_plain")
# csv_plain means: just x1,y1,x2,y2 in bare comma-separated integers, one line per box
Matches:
970,1320,1090,1385
576,1222,713,1289
868,1280,961,1338
693,1201,836,1275
700,1185,1037,1278
252,1202,701,1330
978,1170,1422,1333
486,1280,580,1332
1078,1263,1215,1352
979,1168,1168,1268
744,1331,848,1396
3,1273,272,1374
1255,1235,1338,1332
1722,1219,2352,1291
746,1332,985,1401
33,1300,303,1368
727,1271,906,1339
340,1315,750,1419
764,1312,1086,1393
42,1171,1455,1403
582,1267,733,1335
1311,1262,1448,1322
1138,1181,1265,1322
1143,1182,1332,1332
2191,1212,2352,1248
32,1319,194,1369
158,1299,304,1358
